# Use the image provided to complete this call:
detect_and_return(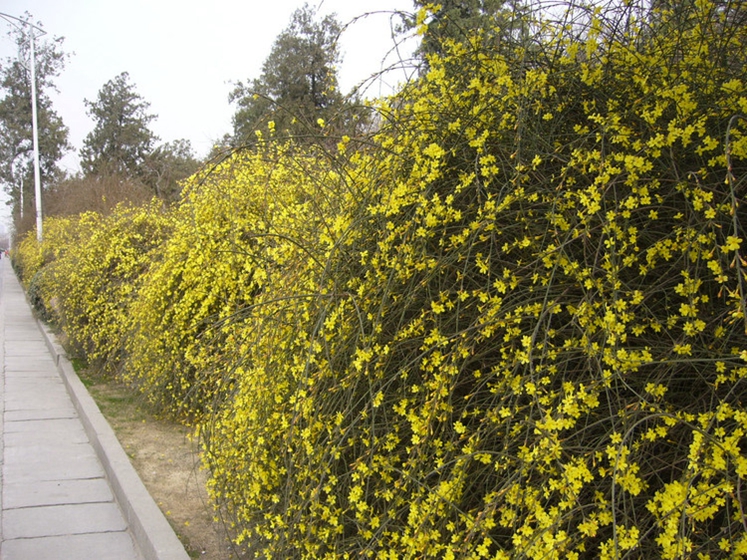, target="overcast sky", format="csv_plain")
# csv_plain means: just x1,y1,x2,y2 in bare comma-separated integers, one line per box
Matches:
0,0,420,177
